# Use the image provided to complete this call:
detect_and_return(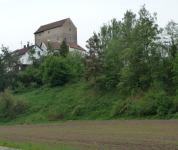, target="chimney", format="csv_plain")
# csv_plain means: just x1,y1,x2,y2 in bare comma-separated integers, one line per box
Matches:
24,45,26,48
27,42,29,47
